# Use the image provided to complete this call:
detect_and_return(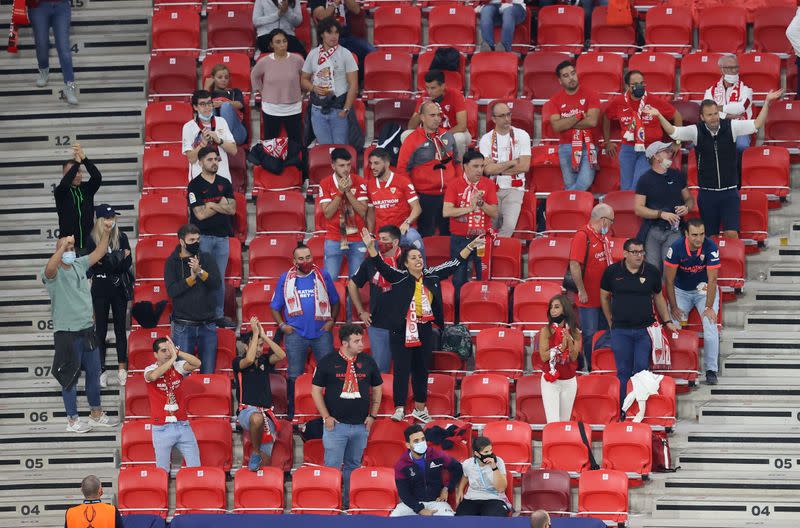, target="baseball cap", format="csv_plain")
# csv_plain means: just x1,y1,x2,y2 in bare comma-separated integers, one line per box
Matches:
645,141,673,159
95,204,120,218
